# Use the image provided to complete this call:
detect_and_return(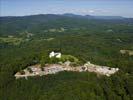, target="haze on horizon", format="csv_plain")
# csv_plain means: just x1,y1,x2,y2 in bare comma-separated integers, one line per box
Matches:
0,0,133,18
